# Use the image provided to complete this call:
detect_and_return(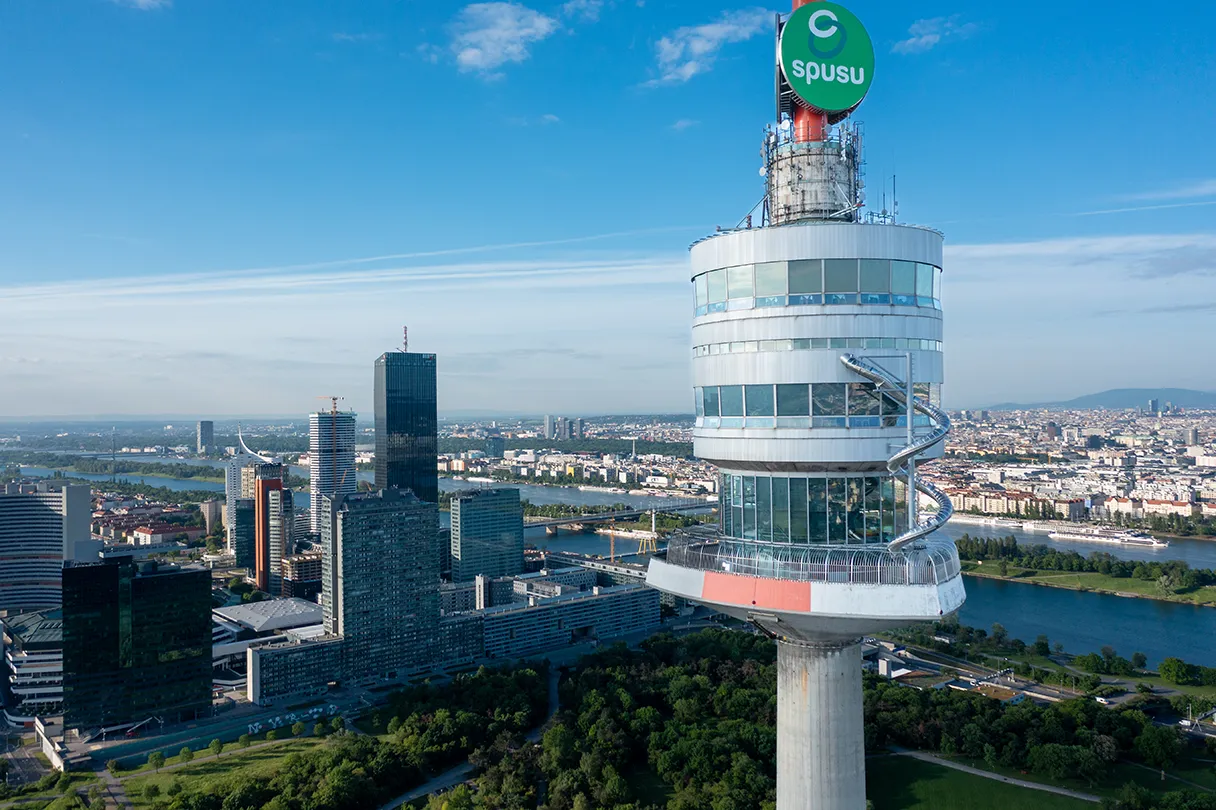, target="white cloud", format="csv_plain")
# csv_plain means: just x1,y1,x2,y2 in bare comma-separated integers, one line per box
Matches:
540,113,561,124
562,0,604,22
892,16,977,54
1120,179,1216,202
332,32,380,43
650,8,771,85
670,119,700,131
110,0,170,8
449,2,559,75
